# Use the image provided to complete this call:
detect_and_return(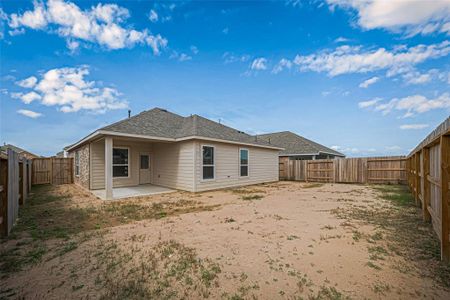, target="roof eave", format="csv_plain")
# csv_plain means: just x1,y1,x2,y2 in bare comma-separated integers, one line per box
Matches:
66,130,284,152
